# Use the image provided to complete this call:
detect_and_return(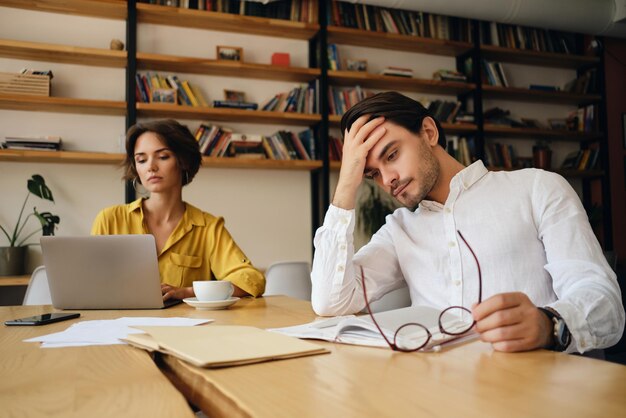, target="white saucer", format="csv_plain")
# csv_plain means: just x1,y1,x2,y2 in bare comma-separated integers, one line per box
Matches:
183,297,240,310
